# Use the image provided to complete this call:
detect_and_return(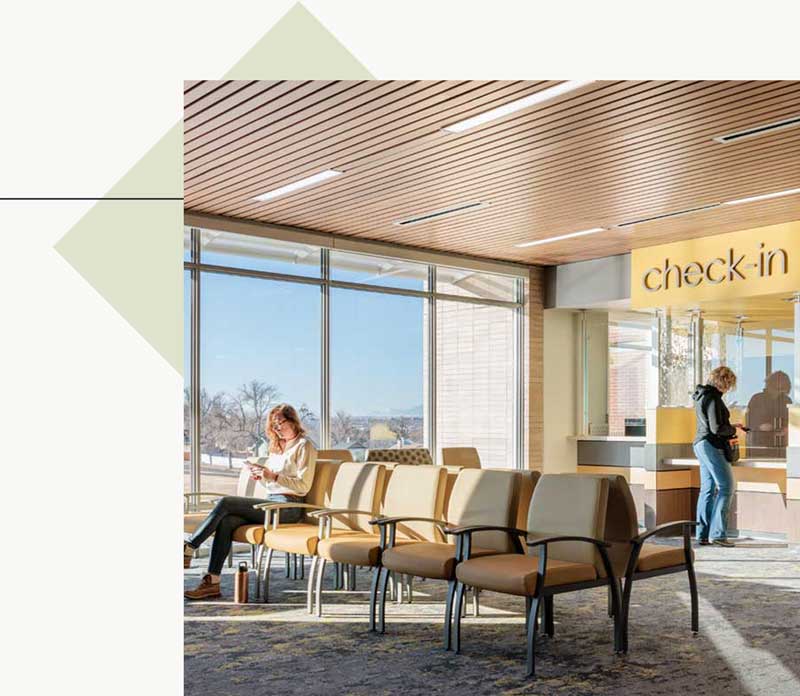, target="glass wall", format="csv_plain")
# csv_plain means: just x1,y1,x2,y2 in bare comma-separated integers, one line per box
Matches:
704,319,795,458
183,227,526,490
607,313,652,436
331,289,424,460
